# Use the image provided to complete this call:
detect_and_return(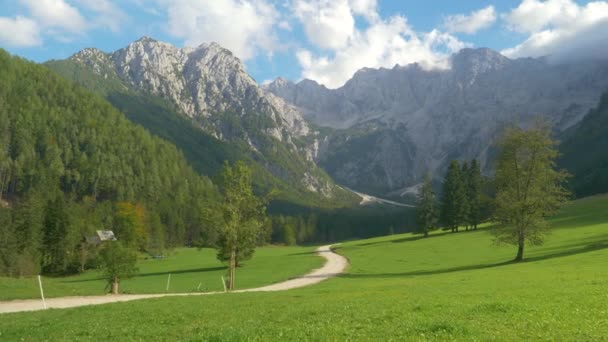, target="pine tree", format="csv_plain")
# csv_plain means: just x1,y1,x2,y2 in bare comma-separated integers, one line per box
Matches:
416,173,438,237
441,160,467,232
42,195,71,274
467,159,482,230
460,161,471,230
